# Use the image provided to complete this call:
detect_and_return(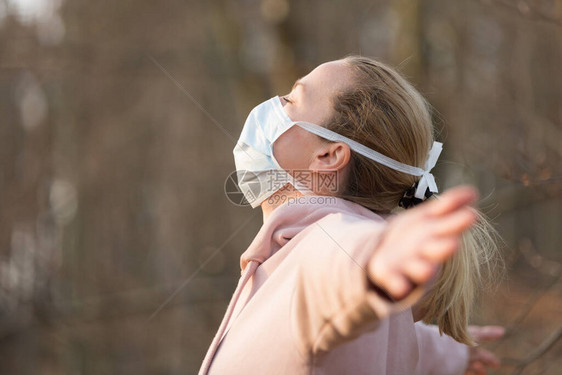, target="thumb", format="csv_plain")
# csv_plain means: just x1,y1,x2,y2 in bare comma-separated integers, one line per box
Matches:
468,325,505,343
